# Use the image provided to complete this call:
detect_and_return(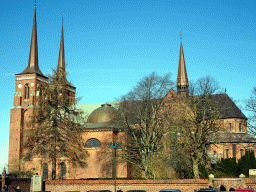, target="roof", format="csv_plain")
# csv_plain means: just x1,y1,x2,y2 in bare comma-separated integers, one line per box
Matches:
190,94,247,120
217,132,256,143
